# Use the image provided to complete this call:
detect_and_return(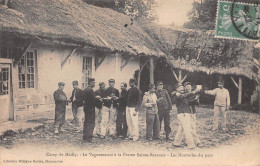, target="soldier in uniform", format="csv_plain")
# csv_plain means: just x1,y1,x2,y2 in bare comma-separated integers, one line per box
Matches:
82,78,100,143
100,79,119,138
173,83,201,149
70,80,84,129
126,78,142,141
155,81,173,141
184,82,203,147
205,79,230,132
142,84,160,141
115,82,128,138
53,82,69,134
93,82,106,137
